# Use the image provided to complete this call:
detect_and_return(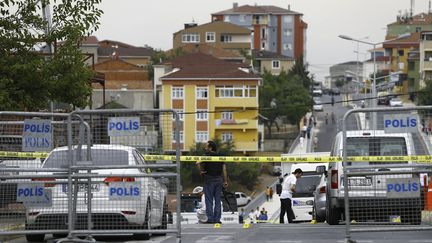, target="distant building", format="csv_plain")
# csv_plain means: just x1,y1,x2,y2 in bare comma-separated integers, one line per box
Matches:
329,61,363,88
419,31,432,89
158,52,262,154
92,59,153,110
211,3,307,61
252,50,294,75
173,21,252,56
387,12,432,38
